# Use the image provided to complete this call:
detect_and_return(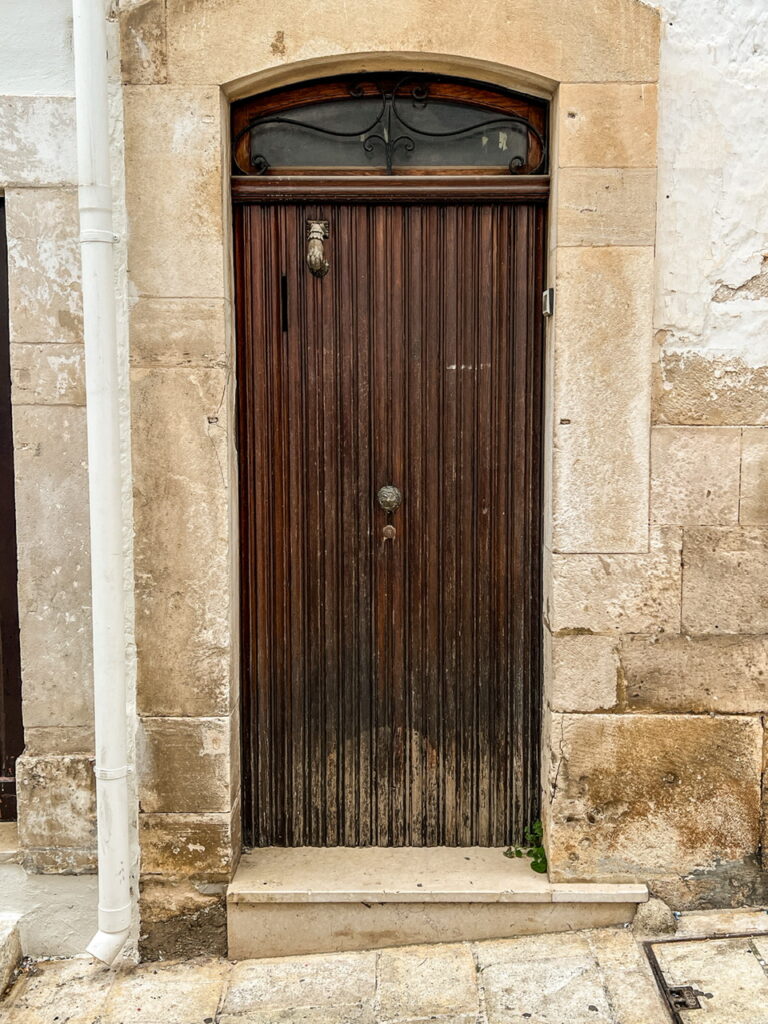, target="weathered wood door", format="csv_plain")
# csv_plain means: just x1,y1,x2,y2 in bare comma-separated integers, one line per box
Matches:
236,194,545,847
